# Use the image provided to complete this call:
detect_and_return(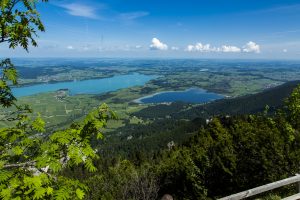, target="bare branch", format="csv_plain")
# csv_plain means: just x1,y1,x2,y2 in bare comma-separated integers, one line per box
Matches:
3,161,36,169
